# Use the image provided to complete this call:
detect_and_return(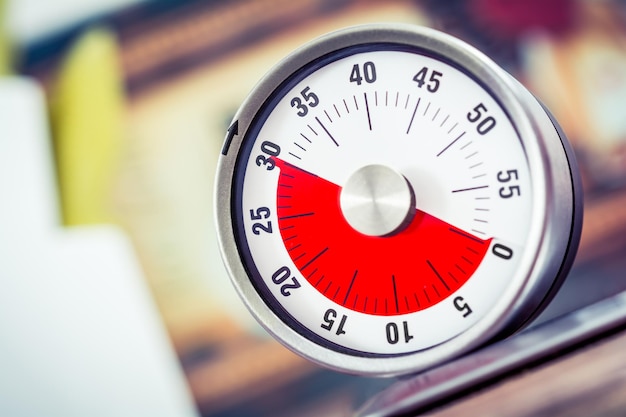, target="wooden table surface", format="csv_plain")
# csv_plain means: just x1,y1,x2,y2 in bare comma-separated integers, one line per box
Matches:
426,330,626,417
